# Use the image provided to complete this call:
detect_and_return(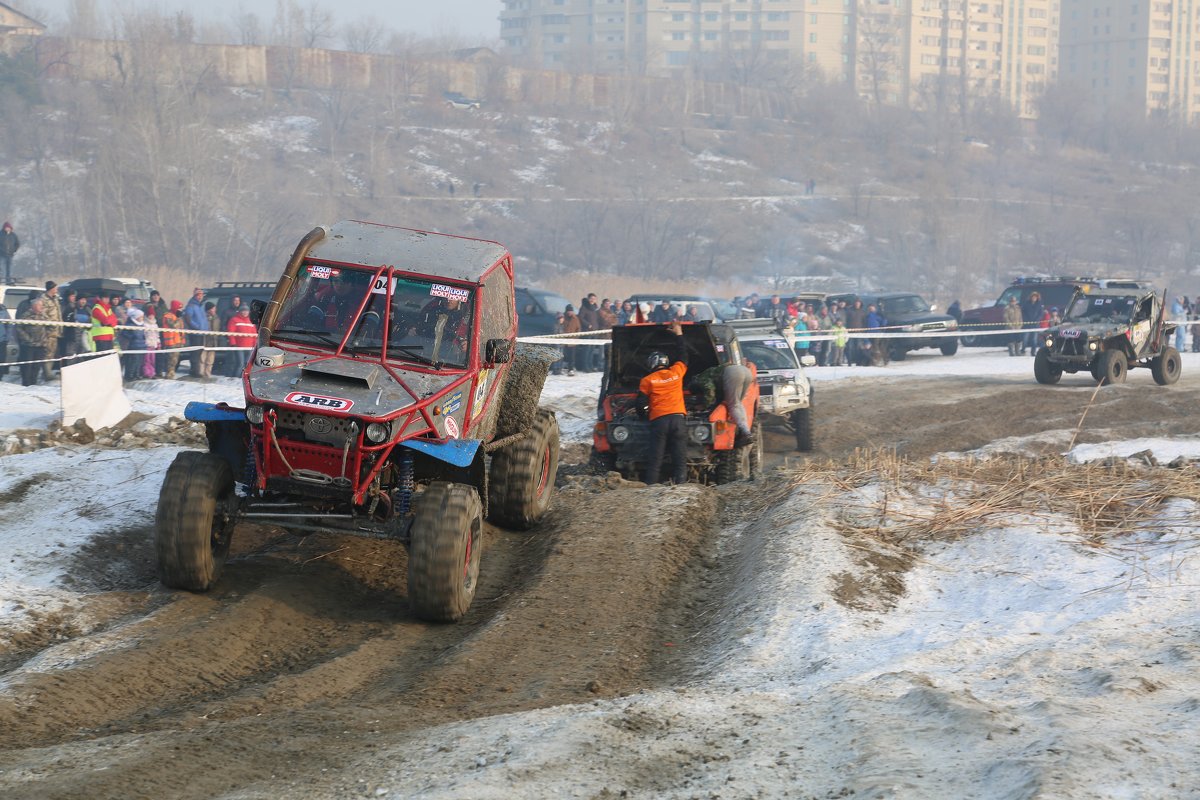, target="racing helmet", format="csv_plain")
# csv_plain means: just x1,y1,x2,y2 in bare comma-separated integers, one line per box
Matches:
645,351,670,371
